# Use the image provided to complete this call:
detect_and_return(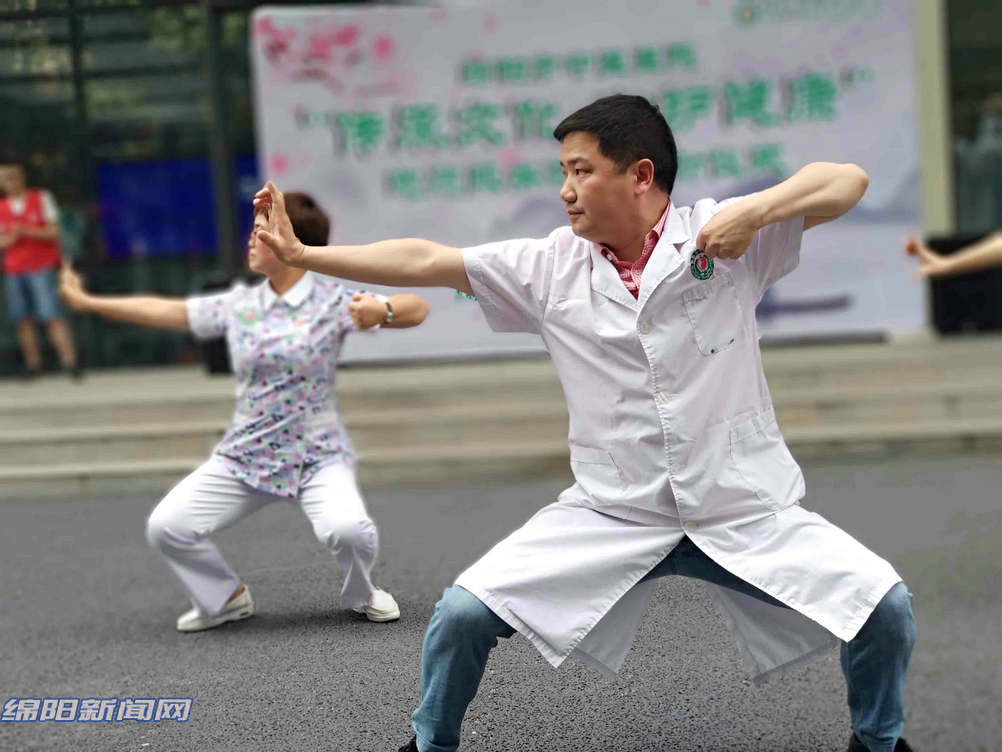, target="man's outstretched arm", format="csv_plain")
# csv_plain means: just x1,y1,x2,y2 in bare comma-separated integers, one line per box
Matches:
254,182,473,294
696,162,870,259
